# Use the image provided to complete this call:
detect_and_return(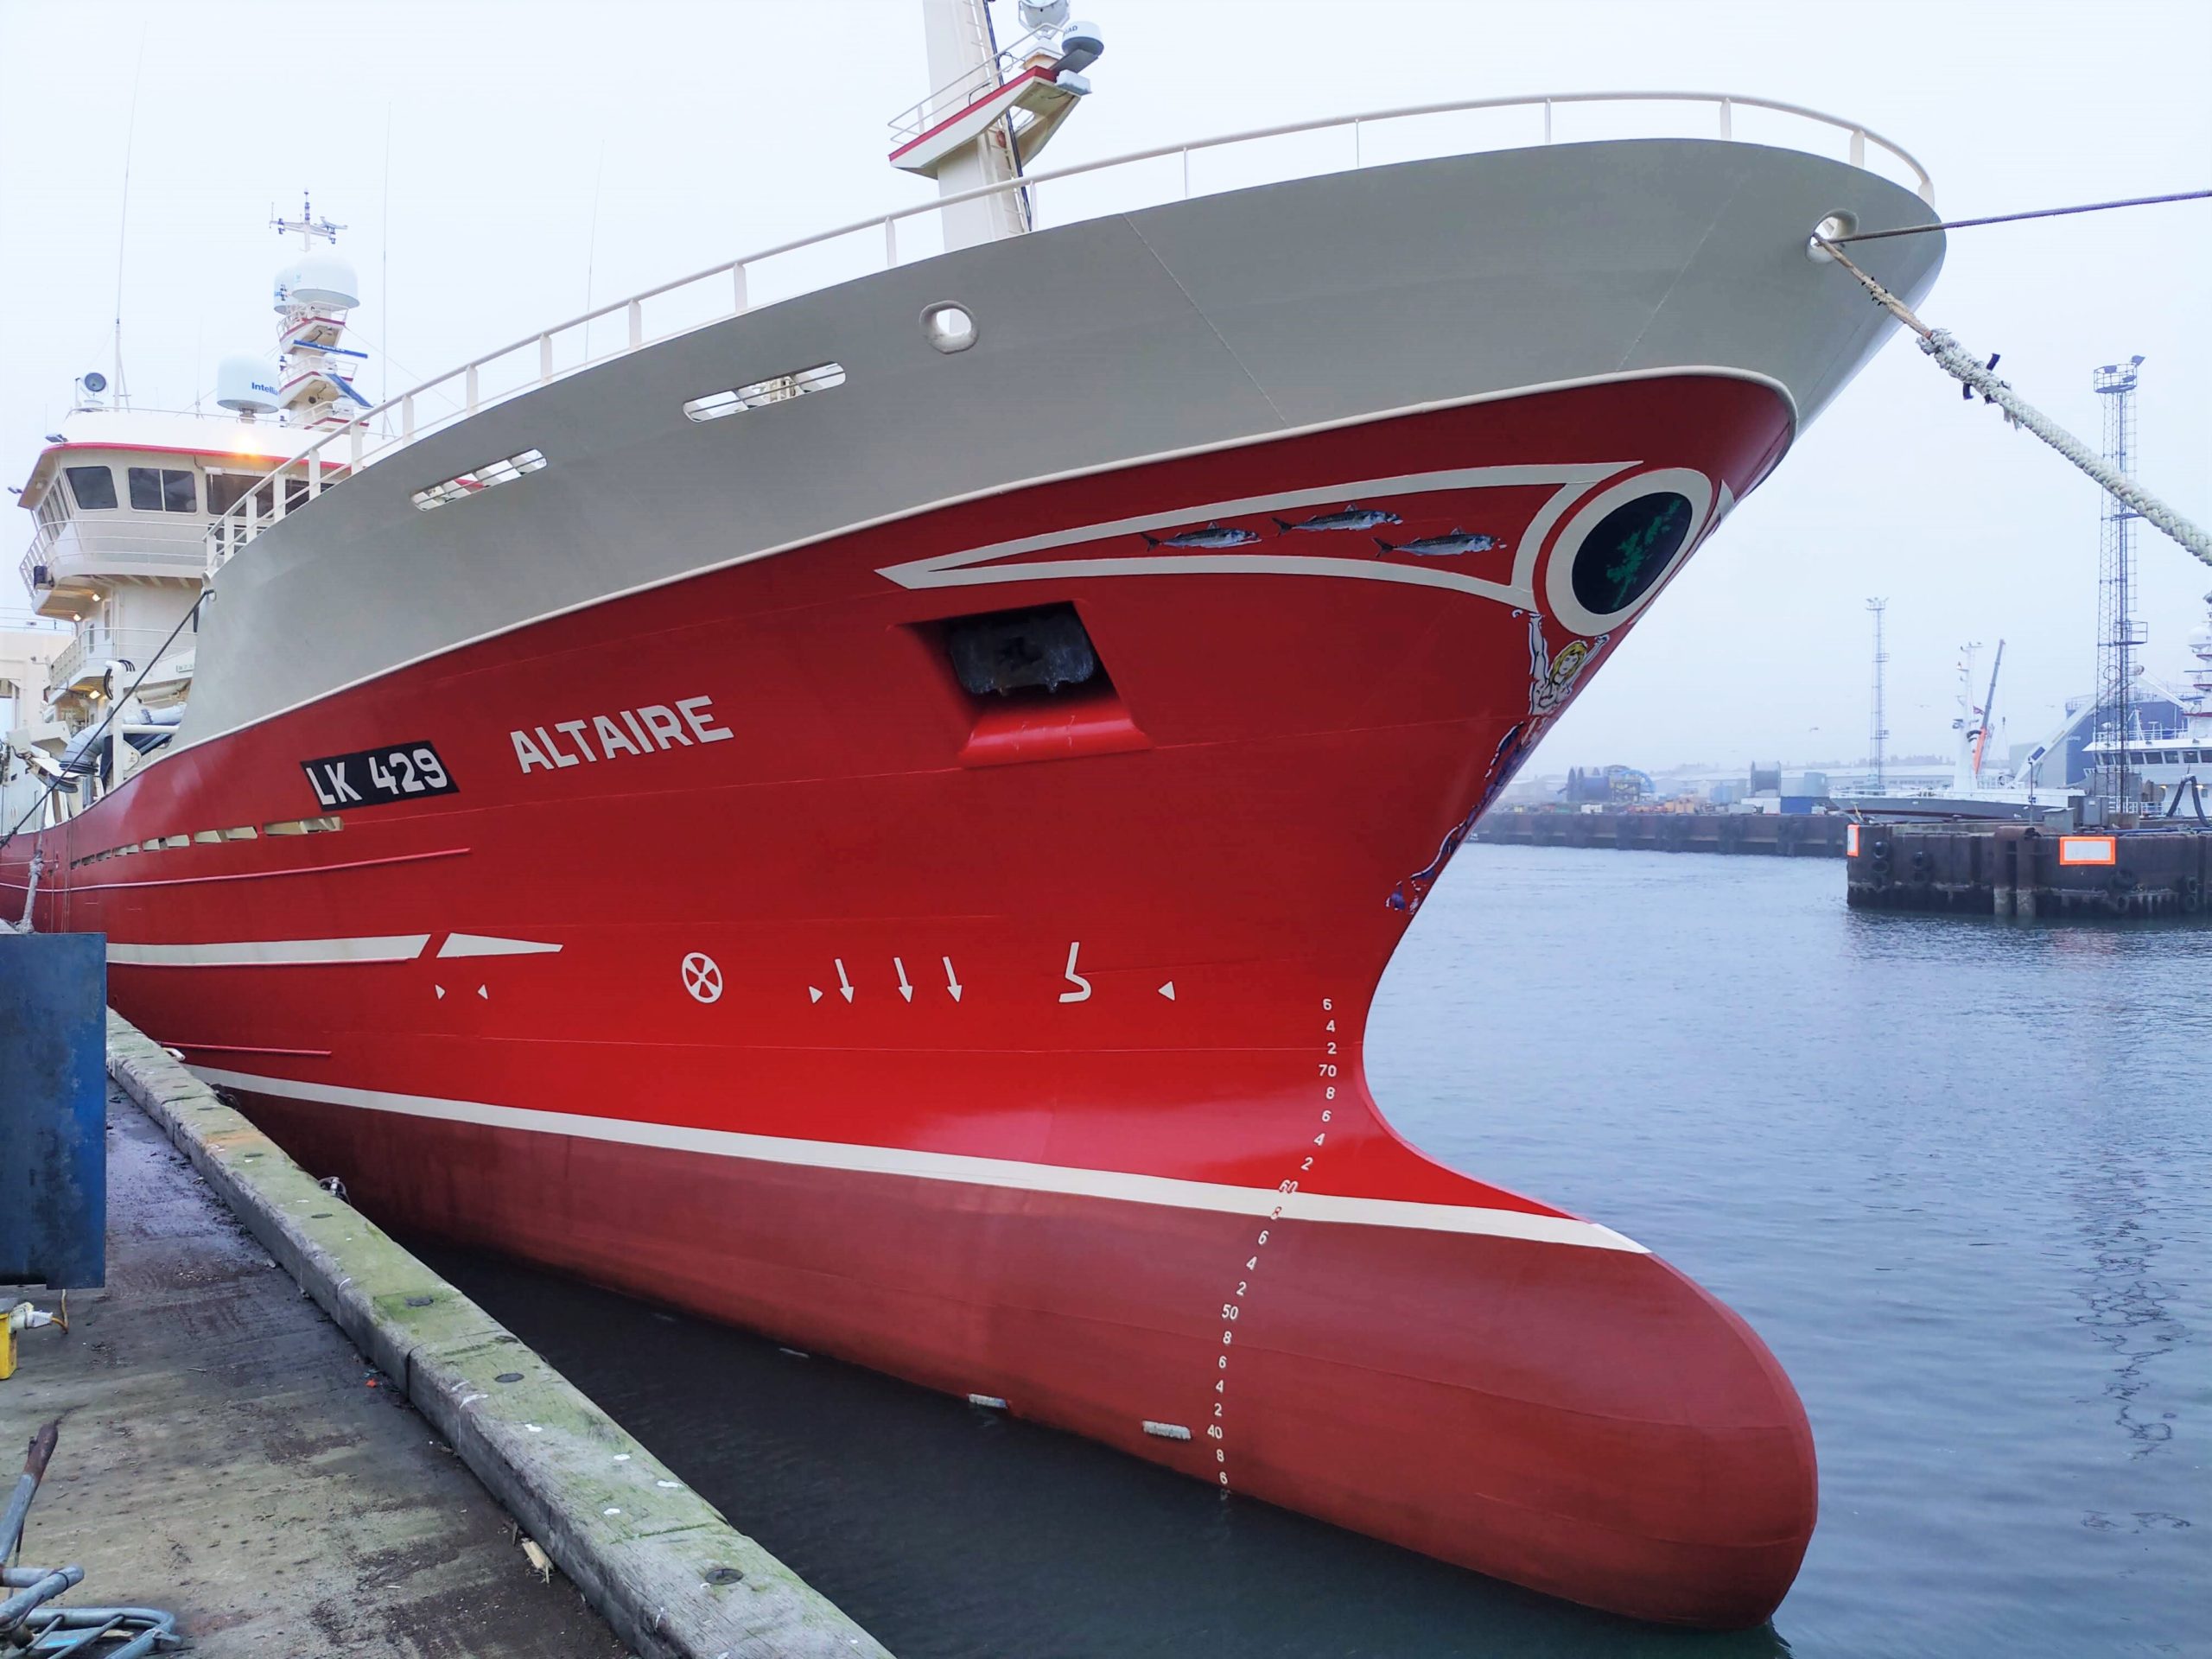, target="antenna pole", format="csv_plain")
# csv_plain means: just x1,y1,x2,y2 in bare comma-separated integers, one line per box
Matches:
111,26,149,410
